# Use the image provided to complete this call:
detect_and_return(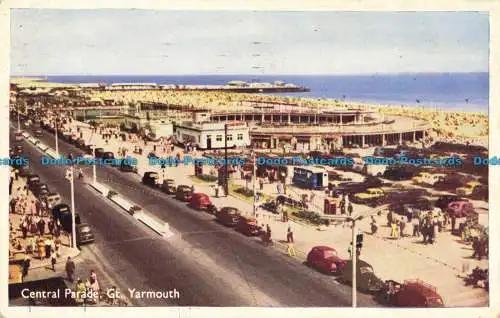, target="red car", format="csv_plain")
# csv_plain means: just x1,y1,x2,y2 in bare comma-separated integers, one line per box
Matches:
236,217,262,236
446,201,474,218
216,207,241,227
306,246,347,275
189,193,213,210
